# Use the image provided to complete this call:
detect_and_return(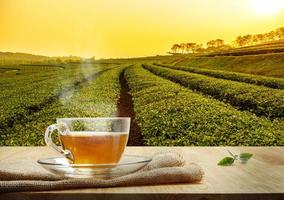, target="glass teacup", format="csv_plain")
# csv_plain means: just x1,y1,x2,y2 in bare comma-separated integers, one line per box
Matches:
44,117,130,164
